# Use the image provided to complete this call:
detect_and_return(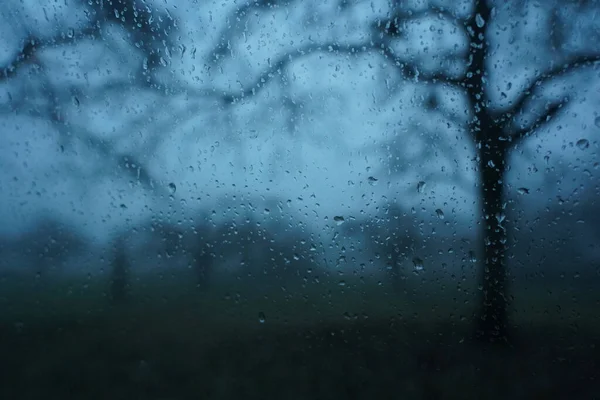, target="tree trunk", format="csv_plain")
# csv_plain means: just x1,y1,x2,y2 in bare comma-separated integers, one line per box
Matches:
194,250,212,289
110,240,131,305
476,141,510,342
